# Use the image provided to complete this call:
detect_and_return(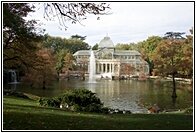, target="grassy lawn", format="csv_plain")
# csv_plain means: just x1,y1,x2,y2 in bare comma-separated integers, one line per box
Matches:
3,95,193,131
